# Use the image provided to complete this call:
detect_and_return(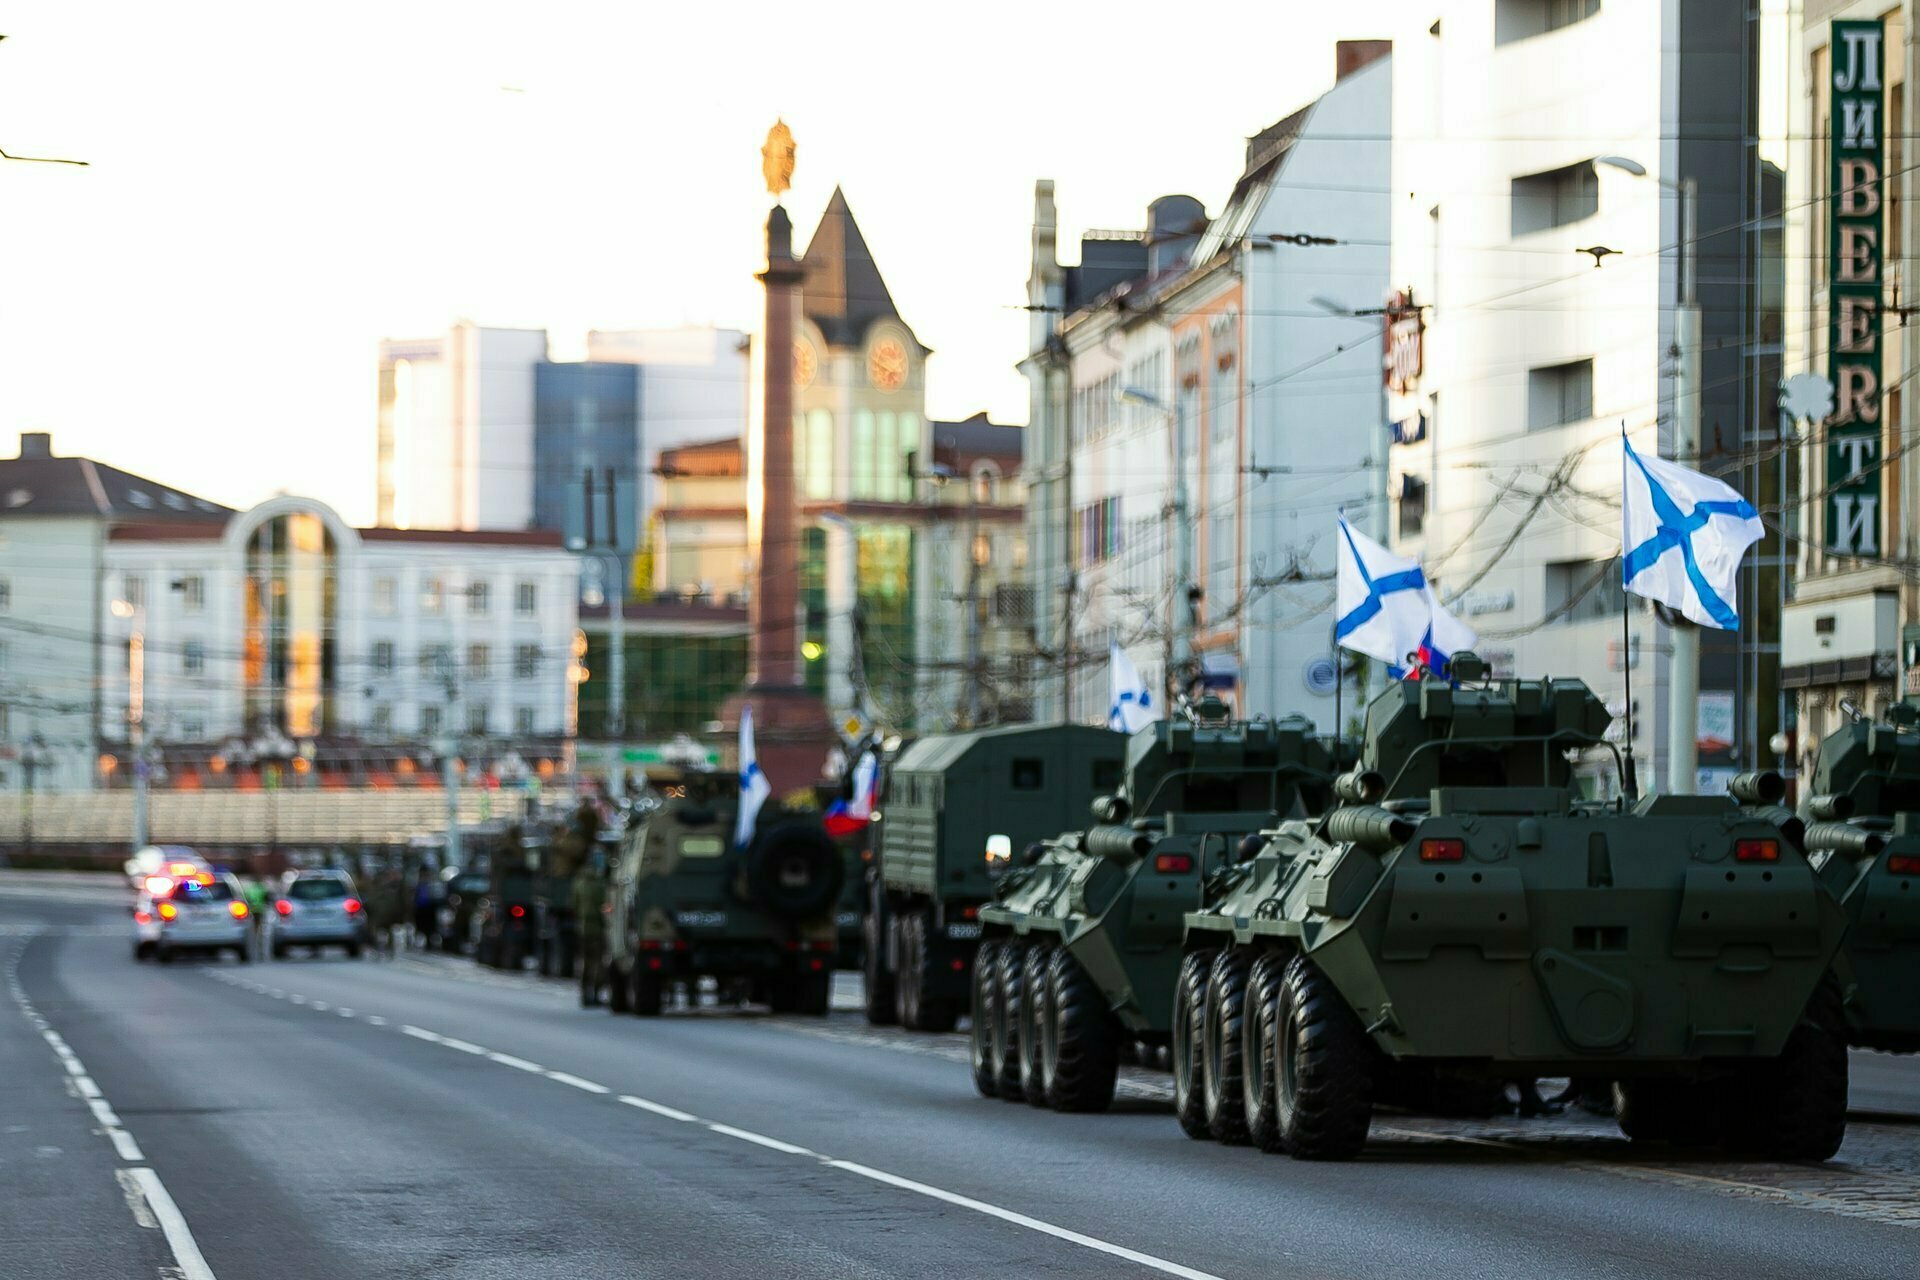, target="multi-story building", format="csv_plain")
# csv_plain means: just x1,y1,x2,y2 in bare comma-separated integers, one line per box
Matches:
1385,2,1773,795
650,435,748,603
585,325,751,527
1781,5,1920,777
1022,41,1392,728
532,359,641,590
